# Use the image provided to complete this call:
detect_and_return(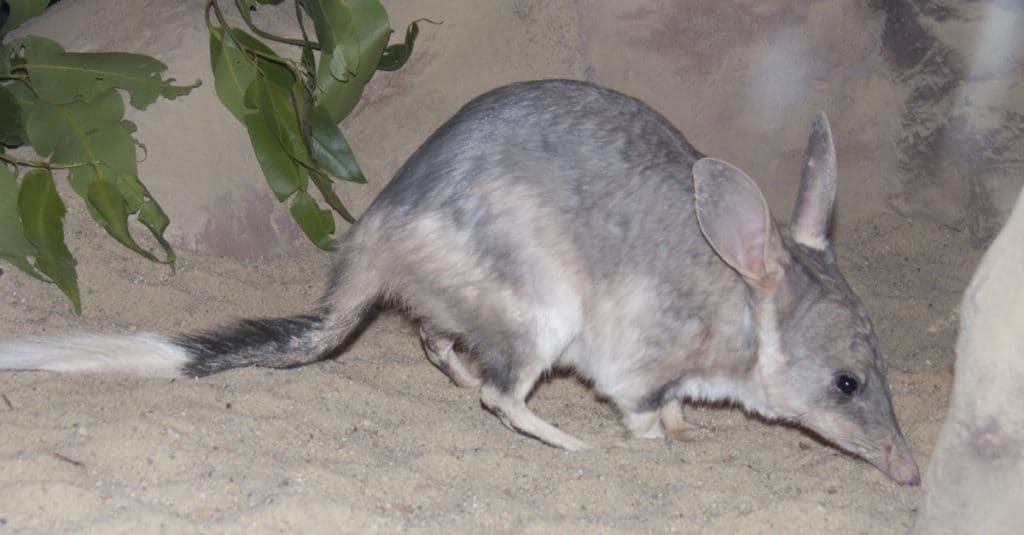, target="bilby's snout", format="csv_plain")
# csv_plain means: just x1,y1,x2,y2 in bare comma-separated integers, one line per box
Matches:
876,434,920,486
